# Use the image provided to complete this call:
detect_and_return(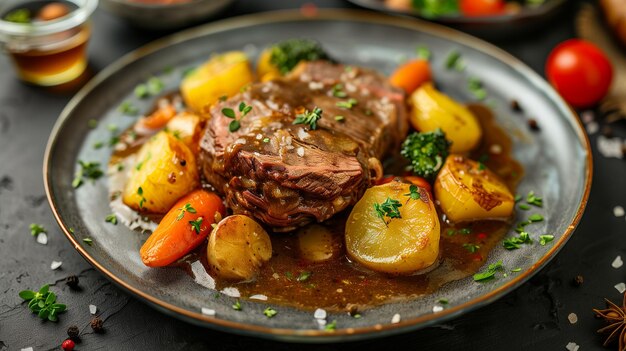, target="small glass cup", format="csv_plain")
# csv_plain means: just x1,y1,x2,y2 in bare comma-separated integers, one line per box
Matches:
0,0,98,86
